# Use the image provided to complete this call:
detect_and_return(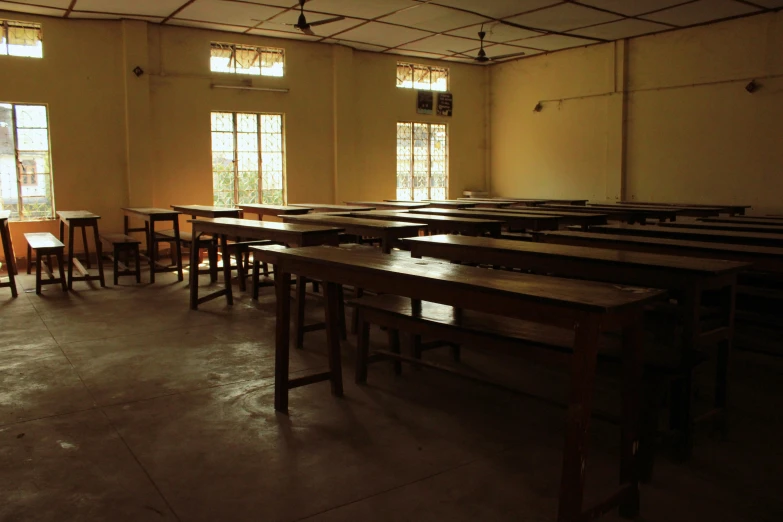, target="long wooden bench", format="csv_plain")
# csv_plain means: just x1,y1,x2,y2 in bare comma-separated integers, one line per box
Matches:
25,232,67,294
100,233,141,284
352,294,707,481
